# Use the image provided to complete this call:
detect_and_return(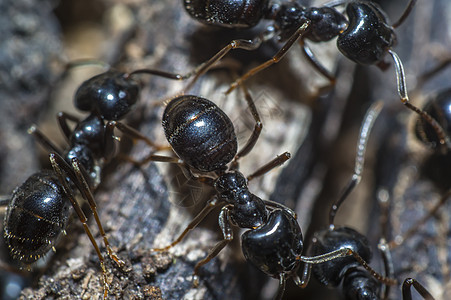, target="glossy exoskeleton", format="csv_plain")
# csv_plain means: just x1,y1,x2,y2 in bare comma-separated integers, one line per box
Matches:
2,68,173,298
148,88,363,299
183,0,403,84
178,0,450,149
305,102,435,300
385,61,451,252
162,95,238,172
415,88,451,149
